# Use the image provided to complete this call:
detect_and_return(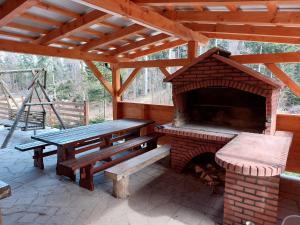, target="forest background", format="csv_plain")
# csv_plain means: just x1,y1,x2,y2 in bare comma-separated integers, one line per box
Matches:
0,39,299,121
